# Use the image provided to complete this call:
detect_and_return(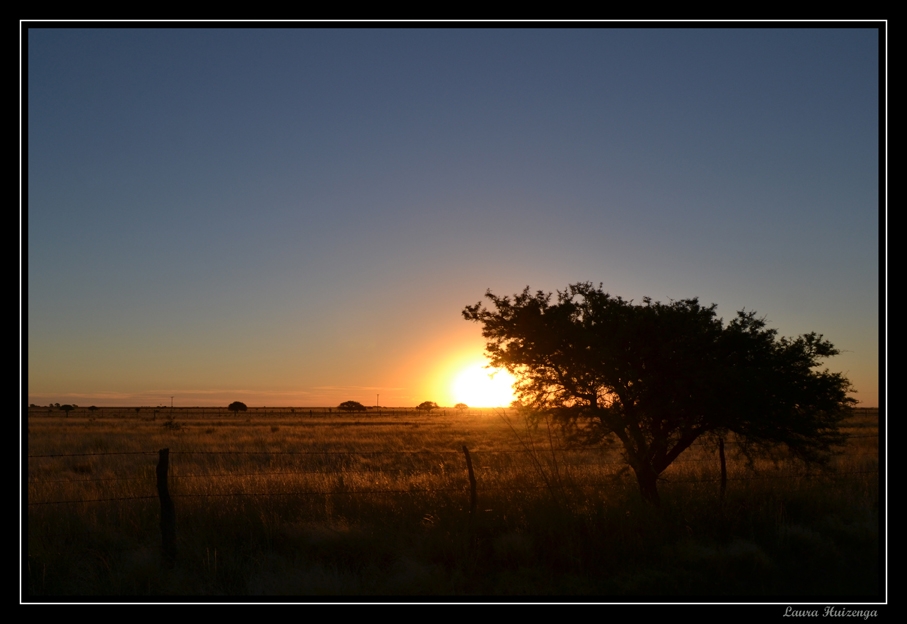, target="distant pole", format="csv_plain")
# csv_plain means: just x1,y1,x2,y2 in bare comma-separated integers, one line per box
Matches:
171,396,174,408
